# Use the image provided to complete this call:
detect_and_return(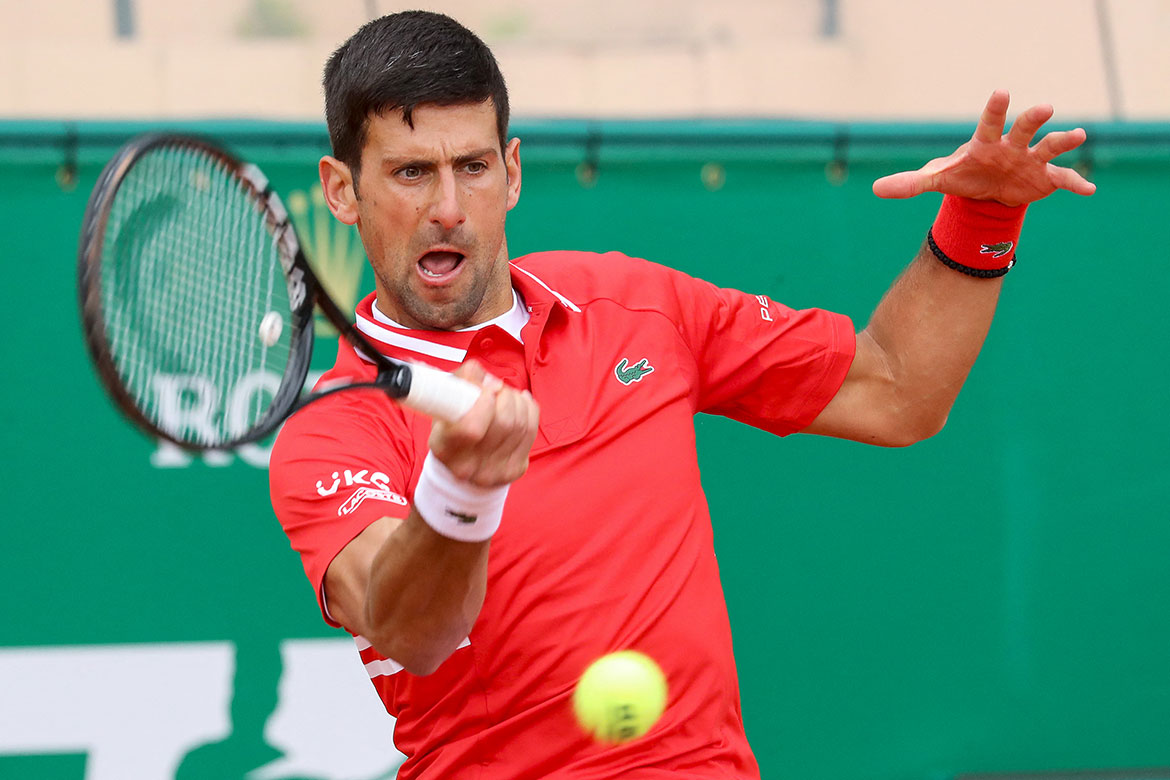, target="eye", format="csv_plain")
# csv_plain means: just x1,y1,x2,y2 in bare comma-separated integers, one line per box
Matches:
464,161,488,175
396,166,424,181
